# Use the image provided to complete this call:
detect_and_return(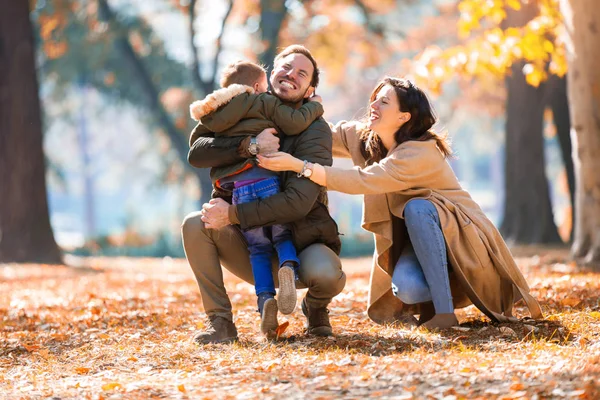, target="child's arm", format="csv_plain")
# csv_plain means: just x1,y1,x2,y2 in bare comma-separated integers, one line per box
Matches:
190,84,255,133
264,95,324,136
200,94,254,133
